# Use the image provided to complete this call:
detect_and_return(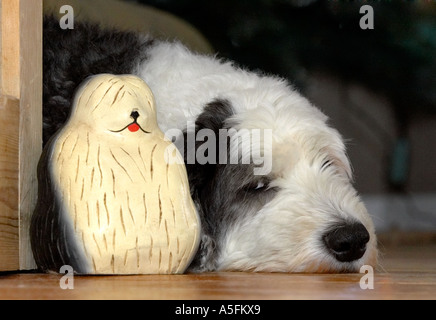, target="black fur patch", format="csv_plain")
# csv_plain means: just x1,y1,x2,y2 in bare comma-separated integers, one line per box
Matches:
185,100,277,271
43,15,153,144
